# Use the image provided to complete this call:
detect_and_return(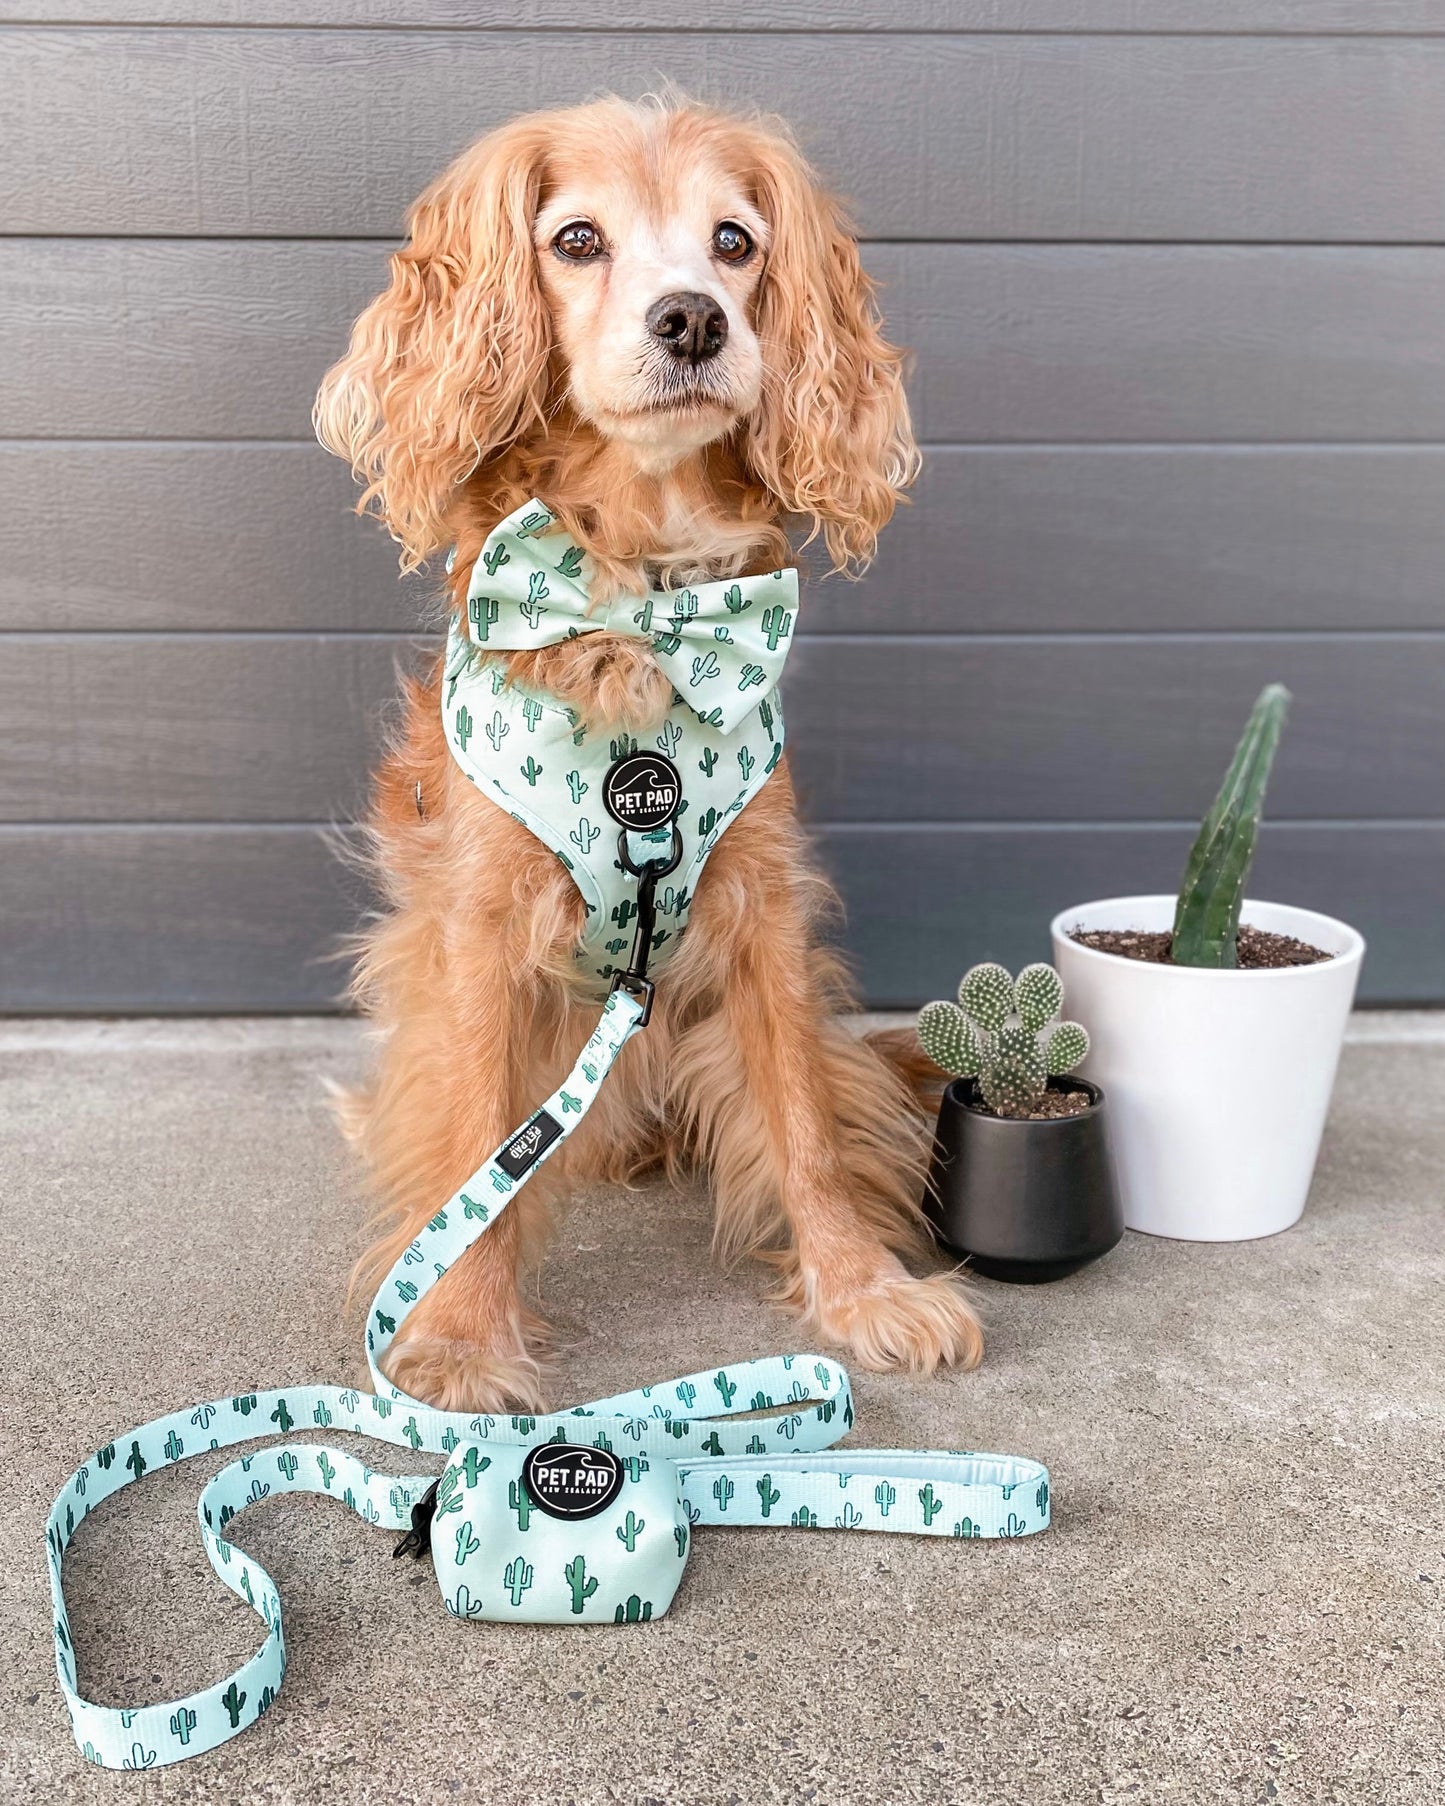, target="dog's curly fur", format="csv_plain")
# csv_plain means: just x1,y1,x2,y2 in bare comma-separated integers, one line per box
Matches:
315,95,980,1411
